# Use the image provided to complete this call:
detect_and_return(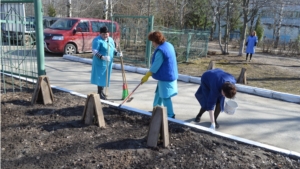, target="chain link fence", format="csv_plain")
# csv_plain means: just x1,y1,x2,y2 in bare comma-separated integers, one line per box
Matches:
1,4,37,93
156,26,209,63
